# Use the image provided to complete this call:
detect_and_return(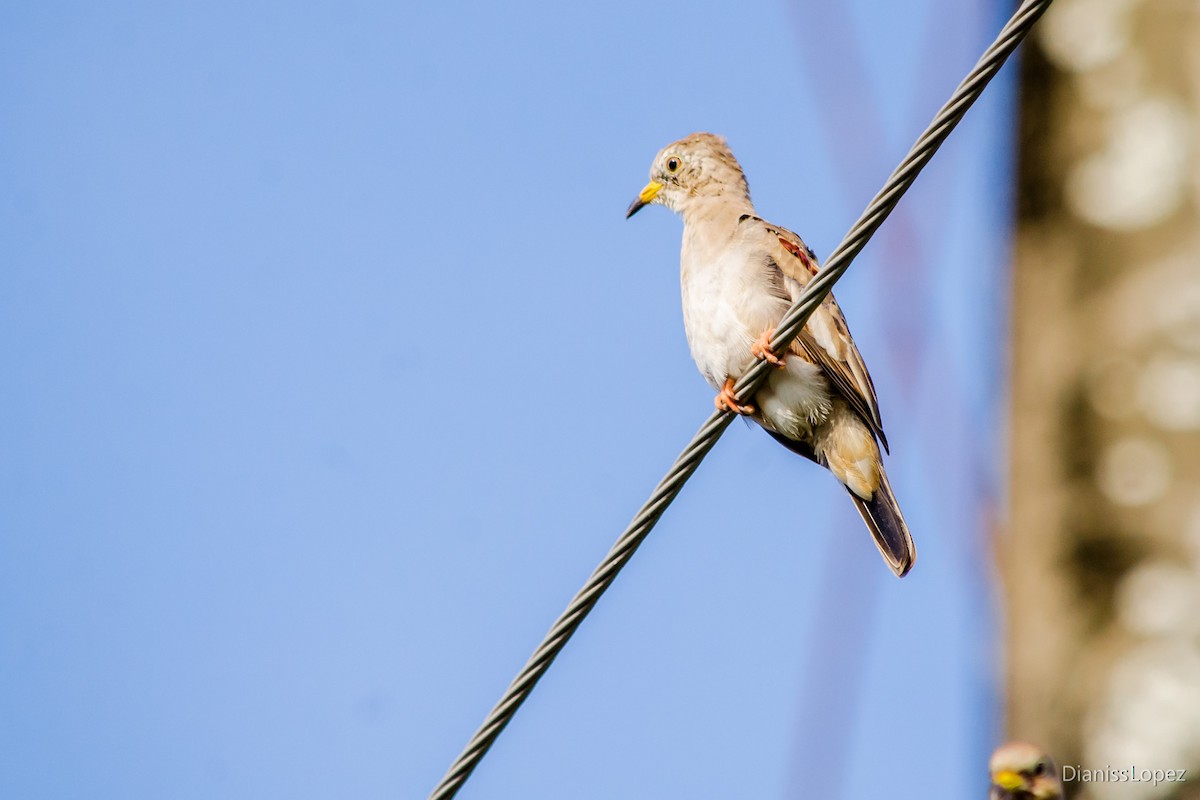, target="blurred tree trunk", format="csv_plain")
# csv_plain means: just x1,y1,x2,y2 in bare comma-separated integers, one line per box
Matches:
1006,2,1200,798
